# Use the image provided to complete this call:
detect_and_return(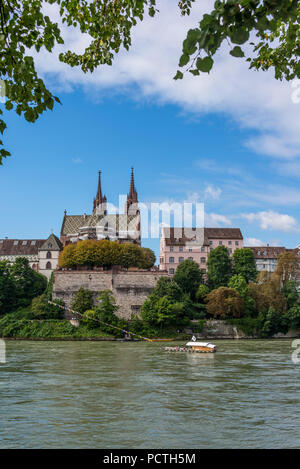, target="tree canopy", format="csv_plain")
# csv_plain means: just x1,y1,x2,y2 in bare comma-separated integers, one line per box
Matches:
207,245,232,289
232,247,257,282
59,239,156,269
0,0,299,163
